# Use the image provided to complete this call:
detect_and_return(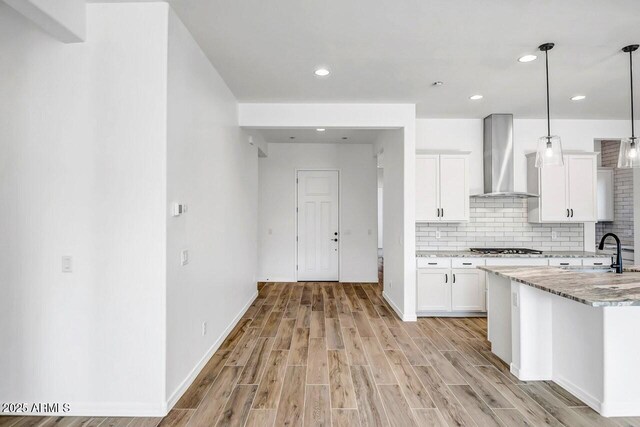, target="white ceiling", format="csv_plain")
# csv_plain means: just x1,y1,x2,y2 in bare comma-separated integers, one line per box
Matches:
168,0,640,119
256,128,383,144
